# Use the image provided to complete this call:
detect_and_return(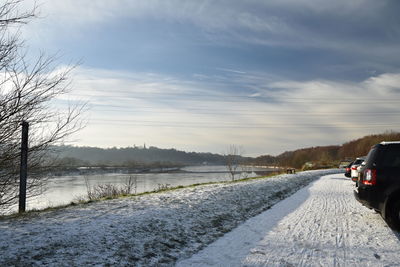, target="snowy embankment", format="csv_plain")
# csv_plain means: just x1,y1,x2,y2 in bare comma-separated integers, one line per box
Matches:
0,169,337,266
